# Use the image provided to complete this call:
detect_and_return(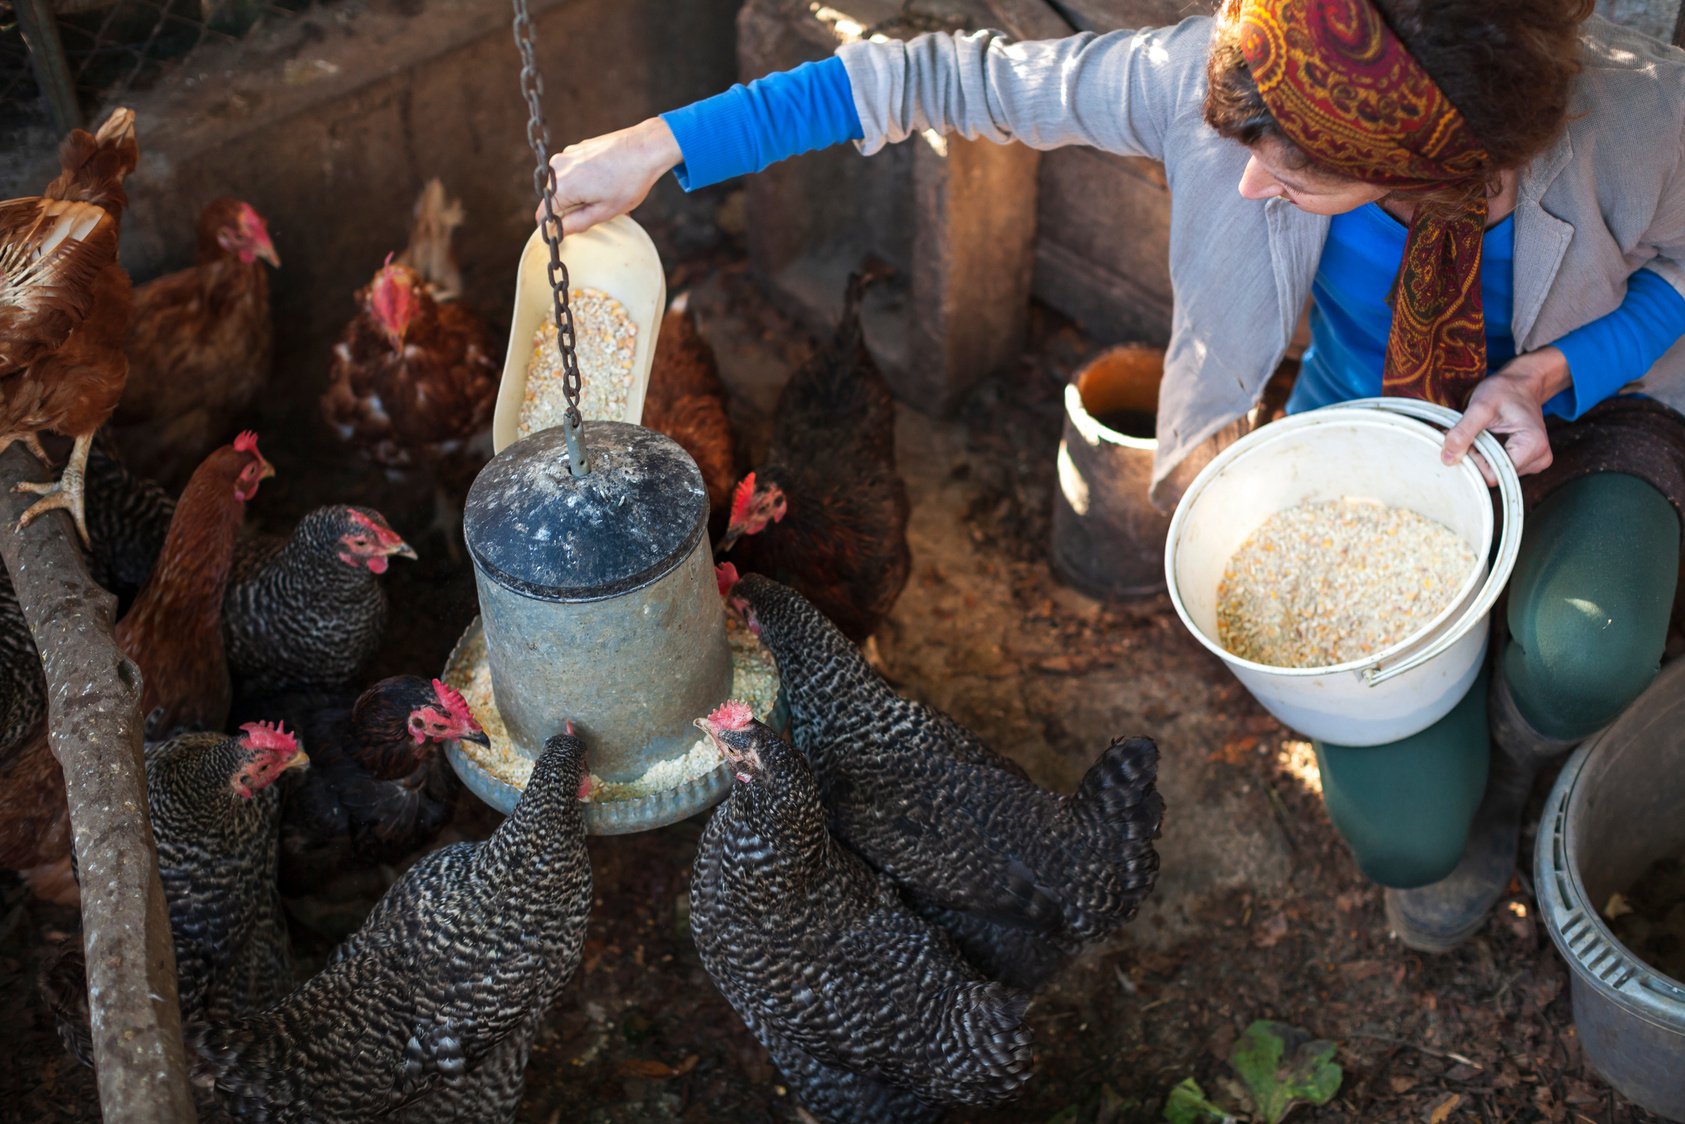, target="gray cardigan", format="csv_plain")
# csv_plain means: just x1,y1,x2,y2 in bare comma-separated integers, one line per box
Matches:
838,15,1685,506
